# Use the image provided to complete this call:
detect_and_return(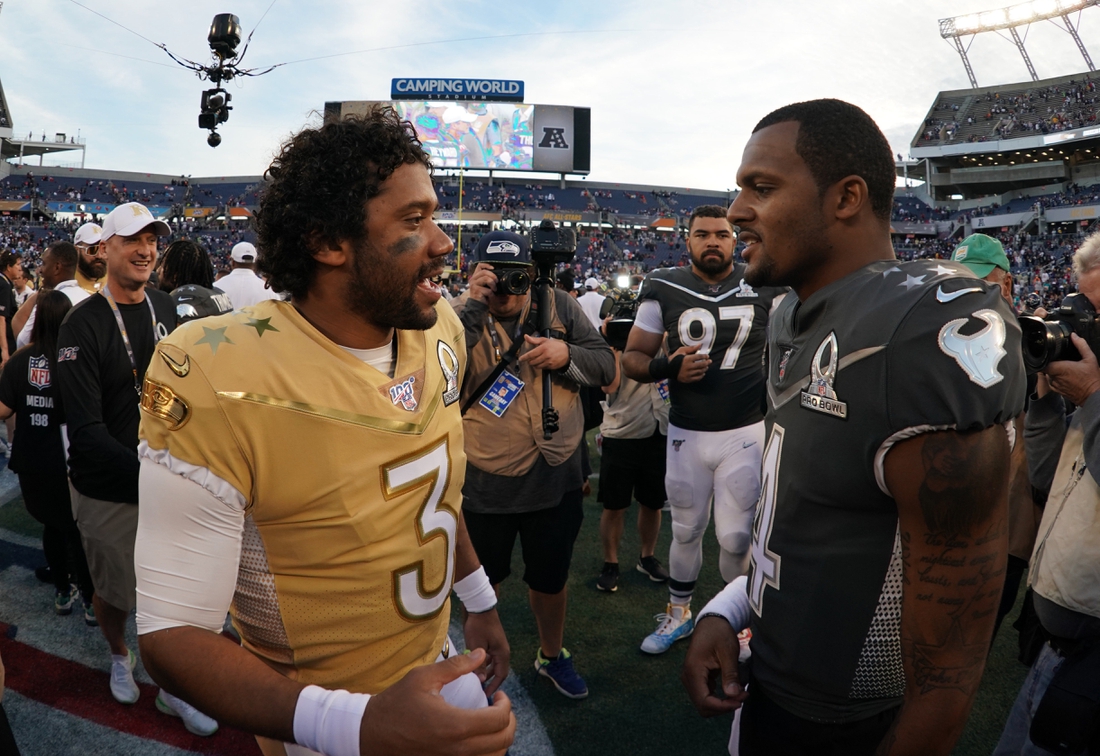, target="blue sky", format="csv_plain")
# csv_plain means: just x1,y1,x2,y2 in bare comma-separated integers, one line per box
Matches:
2,0,1098,189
